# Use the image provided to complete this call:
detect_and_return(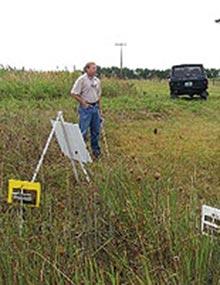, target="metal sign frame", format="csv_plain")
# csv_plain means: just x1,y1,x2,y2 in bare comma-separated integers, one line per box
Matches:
32,111,91,183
